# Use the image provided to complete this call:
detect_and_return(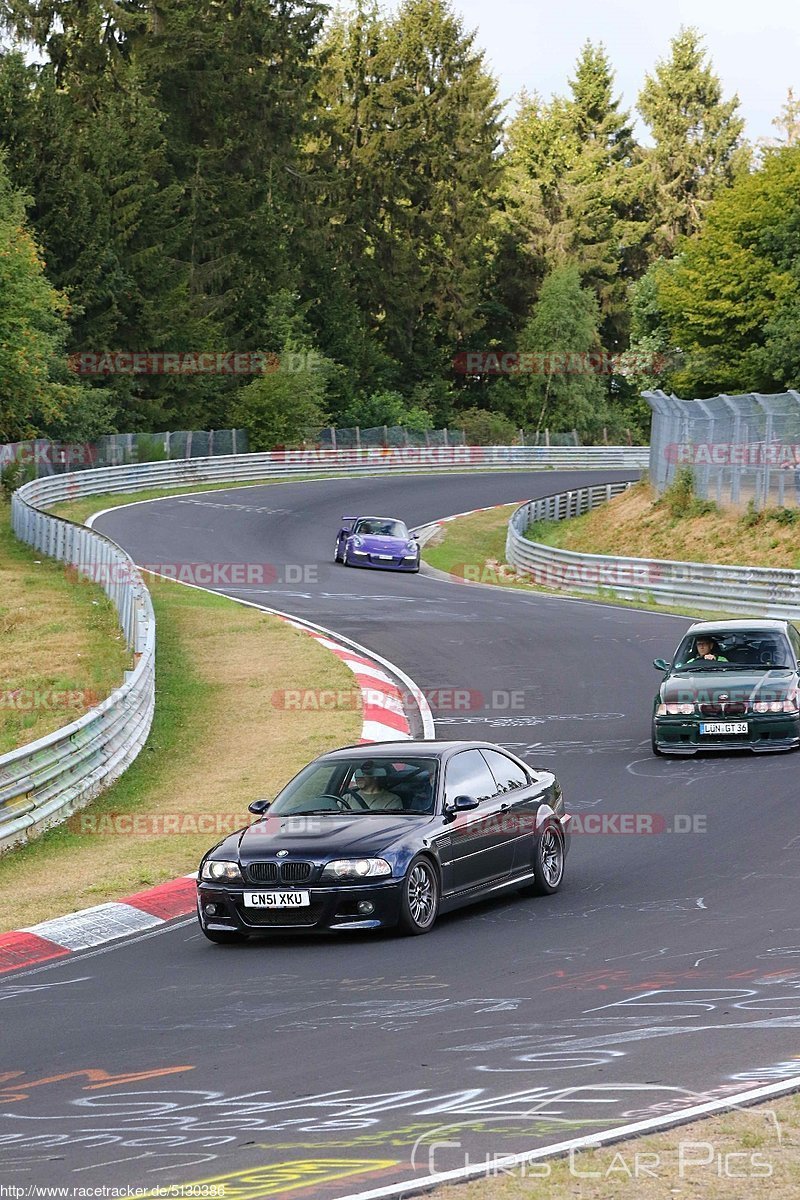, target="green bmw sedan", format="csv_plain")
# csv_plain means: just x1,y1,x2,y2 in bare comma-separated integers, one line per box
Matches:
652,619,800,756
